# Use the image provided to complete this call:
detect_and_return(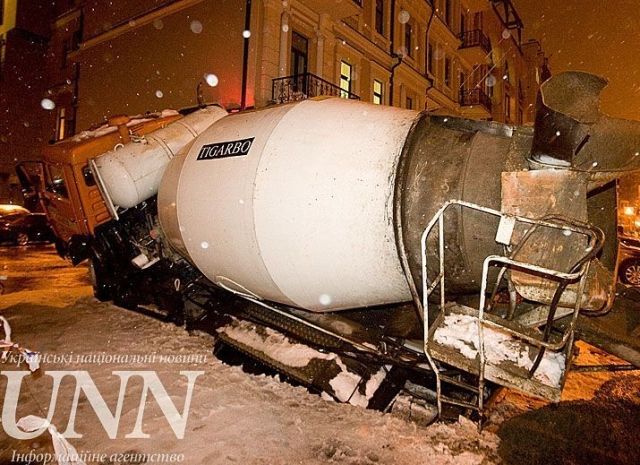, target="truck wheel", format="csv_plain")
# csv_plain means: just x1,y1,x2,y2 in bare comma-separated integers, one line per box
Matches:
89,258,112,301
16,233,29,246
619,259,640,286
54,238,67,257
